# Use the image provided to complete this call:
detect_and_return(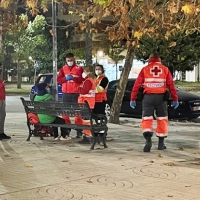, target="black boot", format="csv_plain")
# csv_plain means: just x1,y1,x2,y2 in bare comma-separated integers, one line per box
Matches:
158,137,167,150
143,132,153,152
0,133,11,140
79,135,91,144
